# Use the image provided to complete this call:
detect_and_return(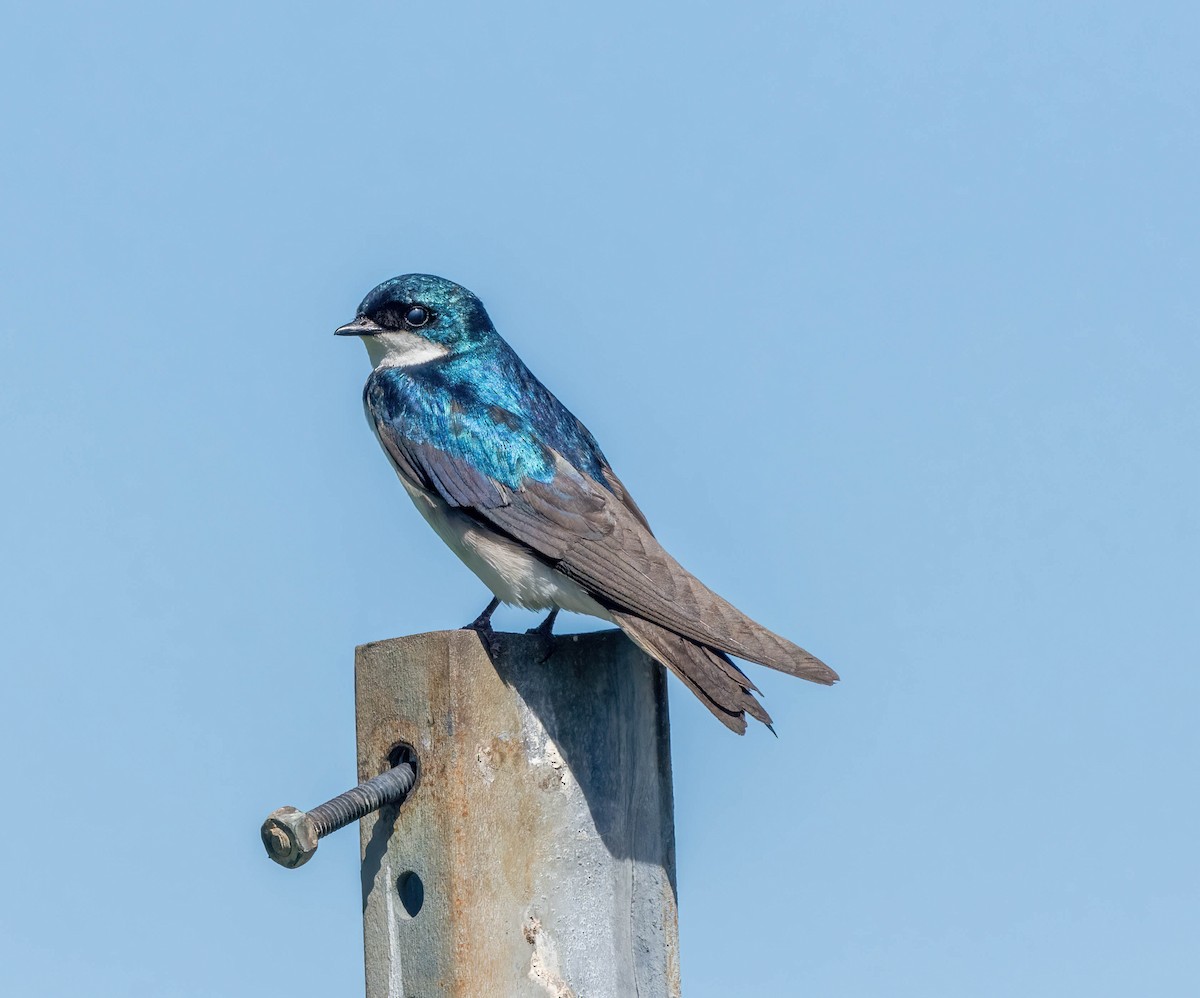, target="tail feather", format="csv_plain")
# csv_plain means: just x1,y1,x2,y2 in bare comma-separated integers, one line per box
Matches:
595,547,839,686
681,601,839,686
611,611,774,734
